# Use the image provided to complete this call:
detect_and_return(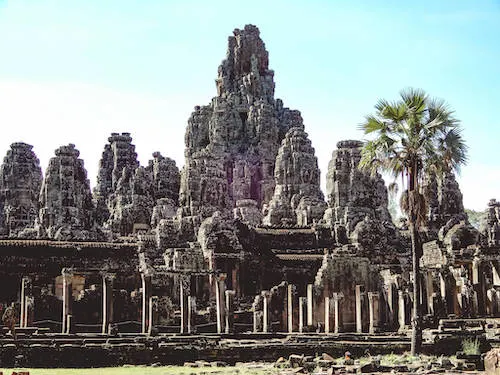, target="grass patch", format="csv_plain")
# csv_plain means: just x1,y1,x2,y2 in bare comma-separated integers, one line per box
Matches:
461,337,481,355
